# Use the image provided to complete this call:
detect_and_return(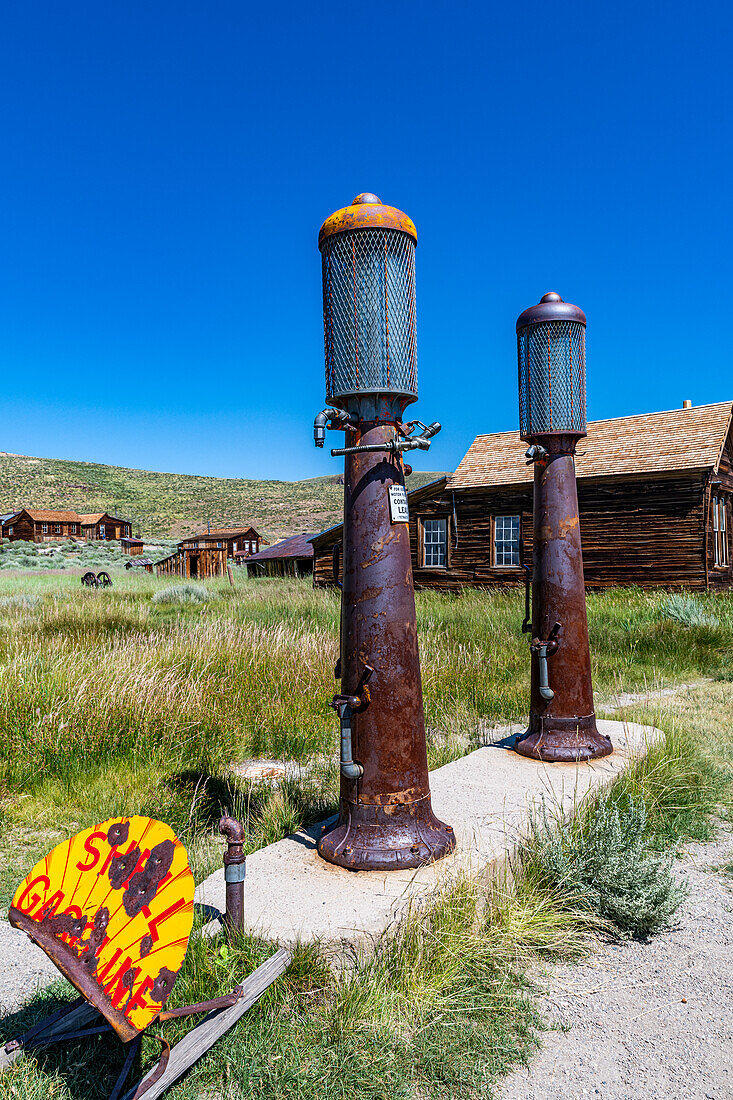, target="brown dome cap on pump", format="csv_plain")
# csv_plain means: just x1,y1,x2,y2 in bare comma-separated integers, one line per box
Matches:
516,291,586,332
318,193,418,250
